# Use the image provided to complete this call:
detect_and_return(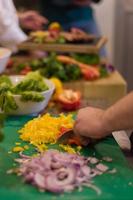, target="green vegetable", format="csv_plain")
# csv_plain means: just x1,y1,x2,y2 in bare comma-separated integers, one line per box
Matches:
0,72,48,113
20,91,44,102
99,65,109,78
0,75,12,86
0,113,5,142
16,63,29,72
0,82,12,93
65,64,81,80
56,36,66,44
0,91,18,113
34,37,44,43
30,59,42,70
13,71,48,93
72,53,100,65
41,53,68,81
